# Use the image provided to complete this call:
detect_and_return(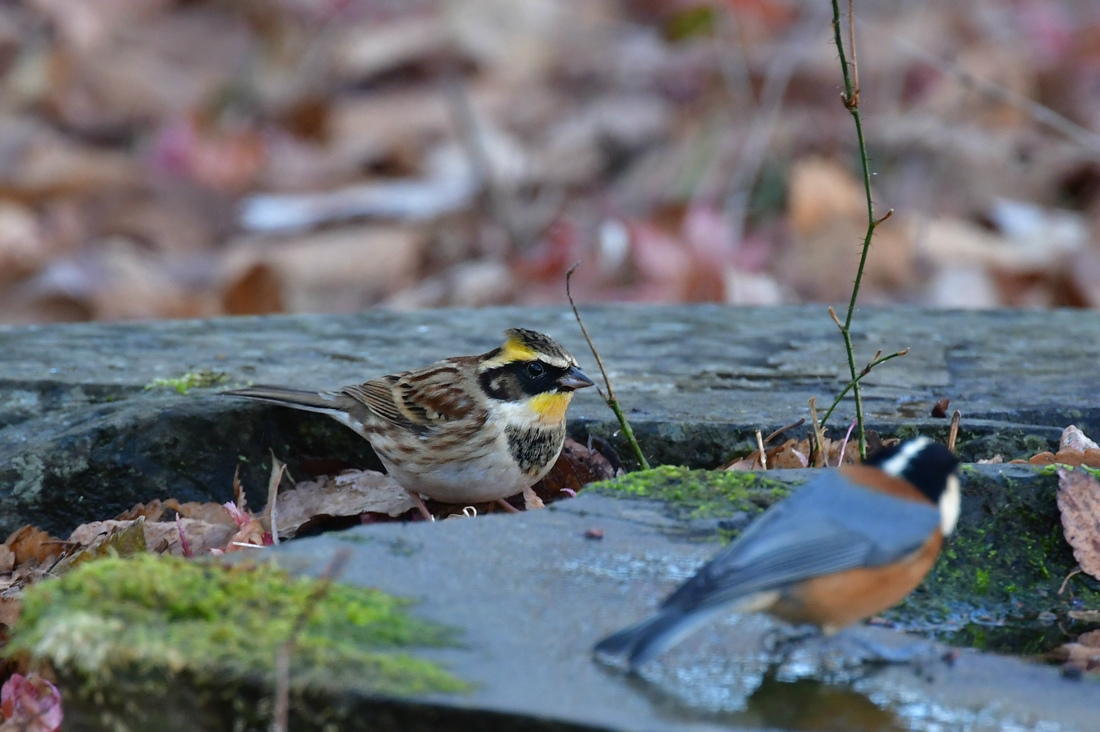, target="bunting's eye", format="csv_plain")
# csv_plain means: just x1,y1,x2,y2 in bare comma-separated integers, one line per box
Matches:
525,362,545,379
